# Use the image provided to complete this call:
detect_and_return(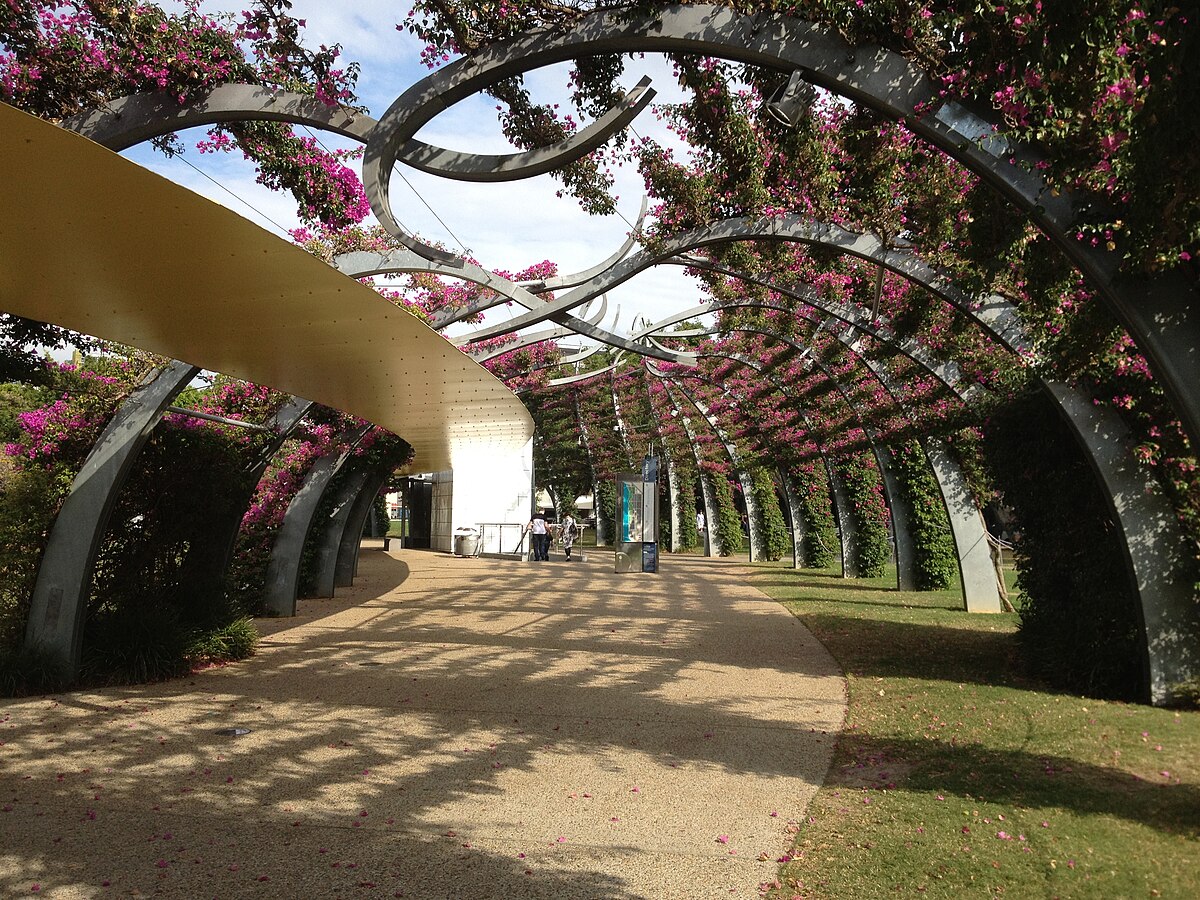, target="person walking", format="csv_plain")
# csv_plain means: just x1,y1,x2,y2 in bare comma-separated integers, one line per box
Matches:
561,512,577,561
527,510,550,561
